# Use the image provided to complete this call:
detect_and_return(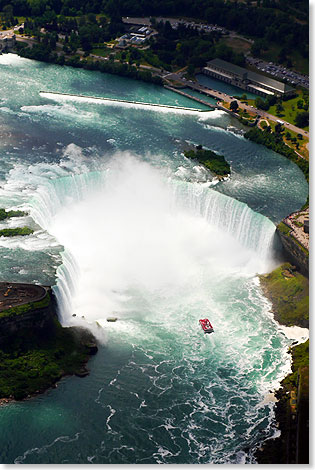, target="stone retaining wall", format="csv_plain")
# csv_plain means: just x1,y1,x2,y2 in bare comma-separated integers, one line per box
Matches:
277,230,309,277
